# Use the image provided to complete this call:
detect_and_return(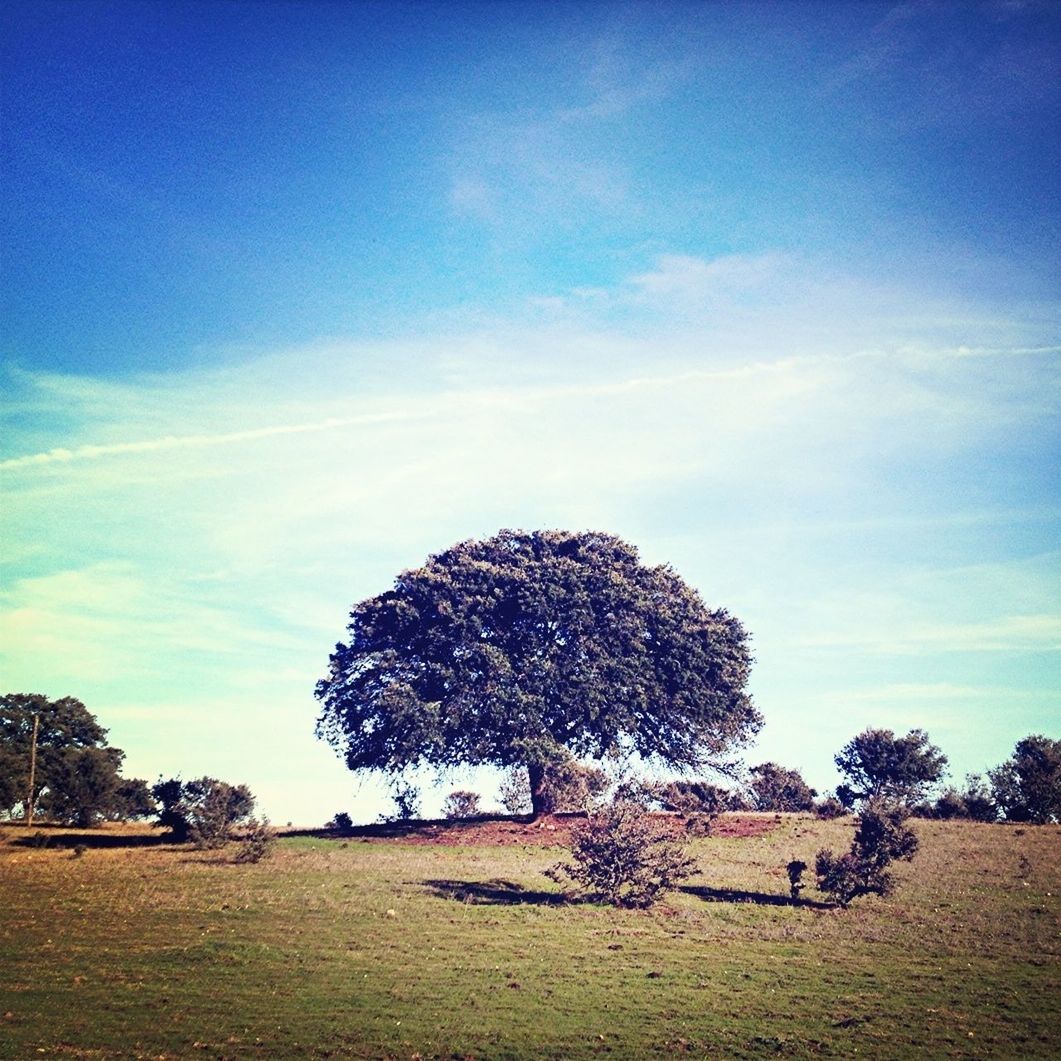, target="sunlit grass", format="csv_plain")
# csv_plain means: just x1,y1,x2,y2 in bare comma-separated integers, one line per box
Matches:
1,815,1058,1058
